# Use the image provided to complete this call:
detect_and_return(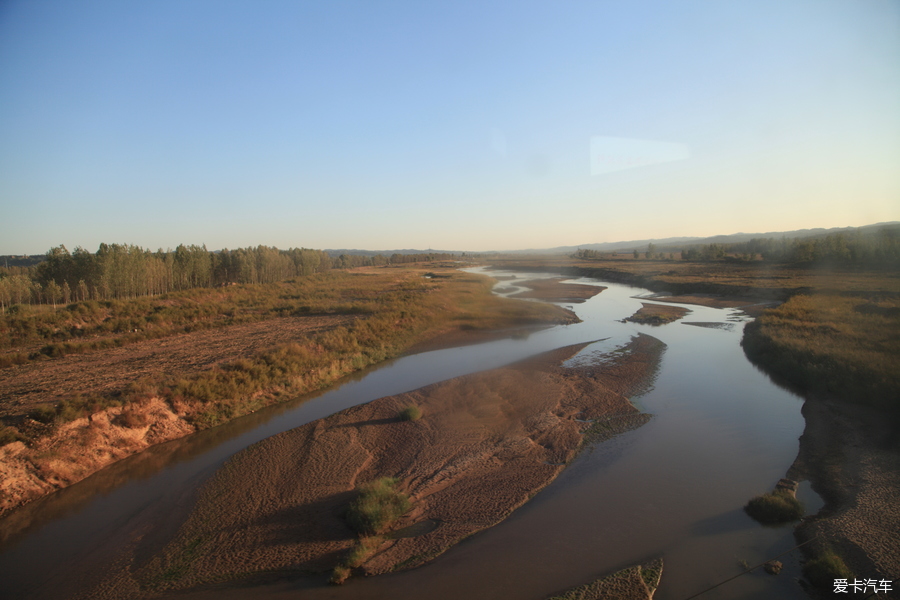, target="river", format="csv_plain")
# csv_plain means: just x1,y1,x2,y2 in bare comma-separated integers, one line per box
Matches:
0,268,821,599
